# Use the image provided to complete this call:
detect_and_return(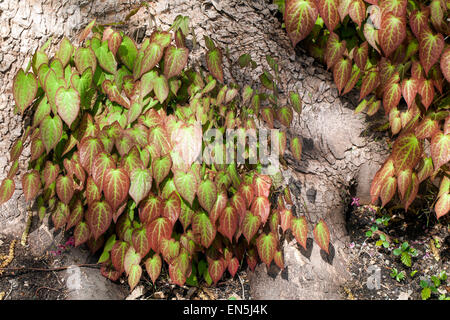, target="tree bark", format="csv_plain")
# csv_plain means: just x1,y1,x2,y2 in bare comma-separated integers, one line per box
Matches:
0,0,389,299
